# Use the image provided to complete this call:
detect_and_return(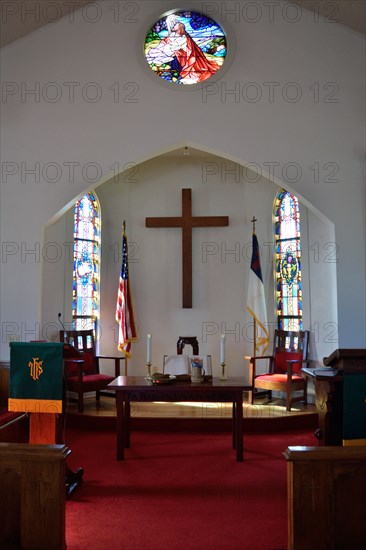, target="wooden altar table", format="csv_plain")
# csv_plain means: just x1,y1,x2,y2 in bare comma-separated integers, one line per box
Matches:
107,376,250,462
